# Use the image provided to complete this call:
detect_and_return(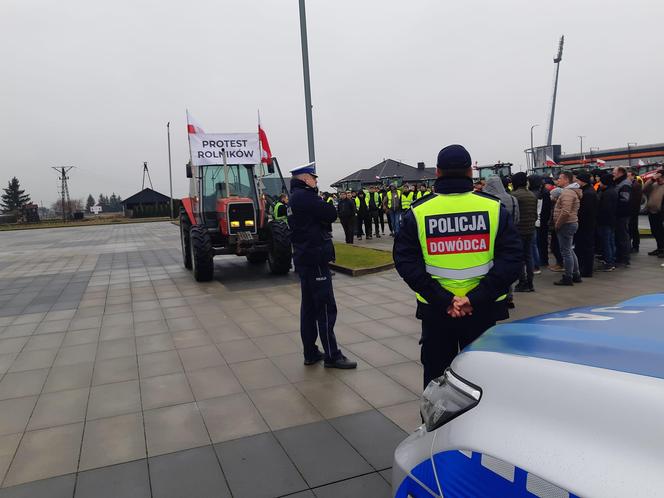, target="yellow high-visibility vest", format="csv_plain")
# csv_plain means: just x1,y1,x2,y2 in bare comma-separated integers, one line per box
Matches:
401,191,415,210
411,192,504,303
